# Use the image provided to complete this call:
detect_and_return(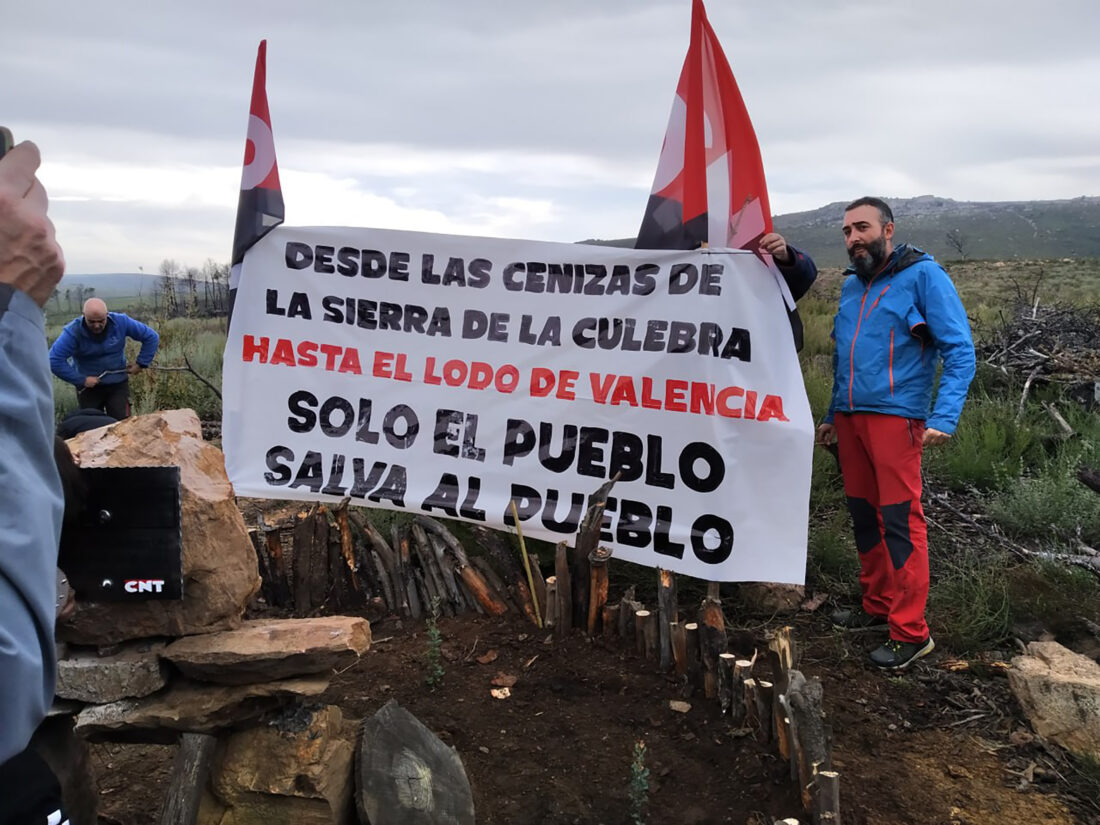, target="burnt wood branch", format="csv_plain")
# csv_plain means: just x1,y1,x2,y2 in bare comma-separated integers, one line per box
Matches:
331,499,360,587
619,597,642,647
158,732,217,825
349,511,406,616
392,523,422,620
467,556,513,616
1079,466,1100,495
248,527,276,607
470,524,536,623
257,514,291,607
698,596,728,700
571,474,619,628
787,670,830,812
411,522,453,617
